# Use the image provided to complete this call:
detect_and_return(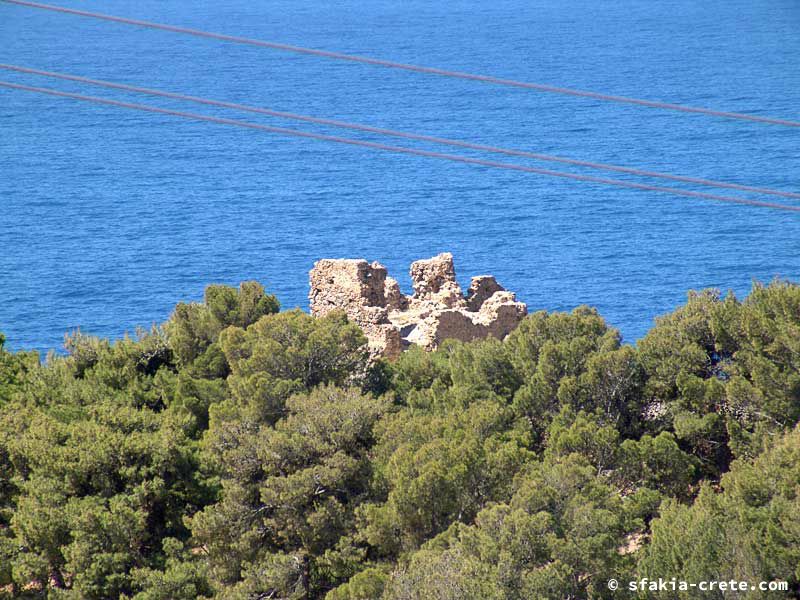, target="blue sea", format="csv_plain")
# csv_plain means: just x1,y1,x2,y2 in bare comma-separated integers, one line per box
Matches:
2,0,799,354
